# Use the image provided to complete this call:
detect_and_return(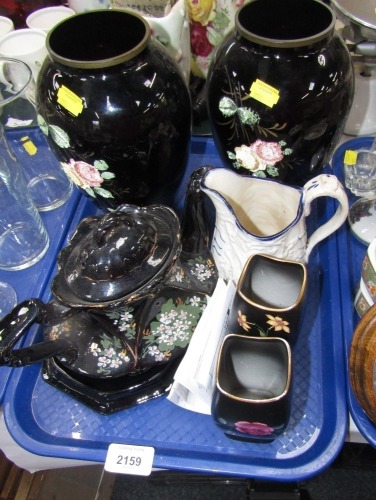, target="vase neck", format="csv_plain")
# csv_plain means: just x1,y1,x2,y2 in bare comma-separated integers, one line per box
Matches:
47,9,150,70
236,0,335,49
